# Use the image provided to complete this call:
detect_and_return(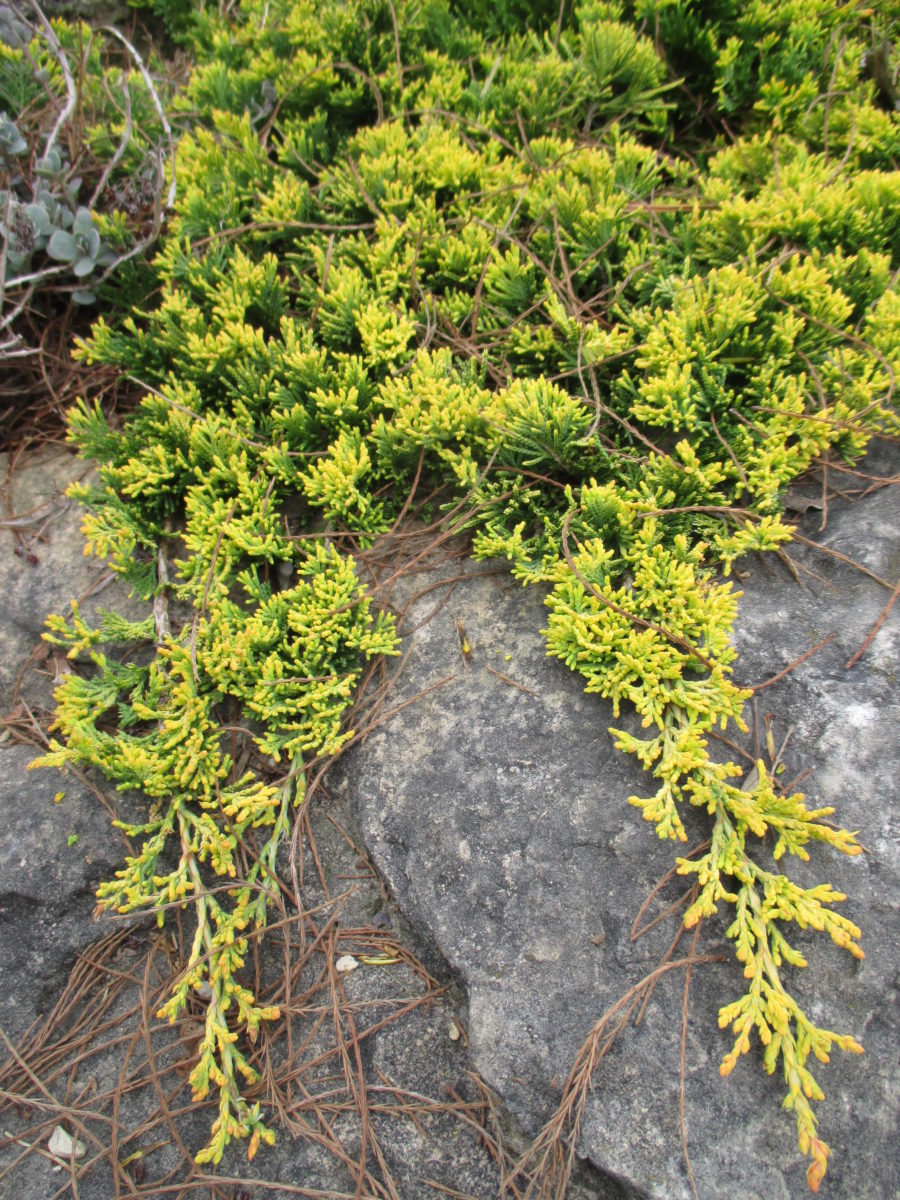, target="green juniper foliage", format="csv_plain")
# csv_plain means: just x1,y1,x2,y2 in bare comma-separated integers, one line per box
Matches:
34,0,898,1188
